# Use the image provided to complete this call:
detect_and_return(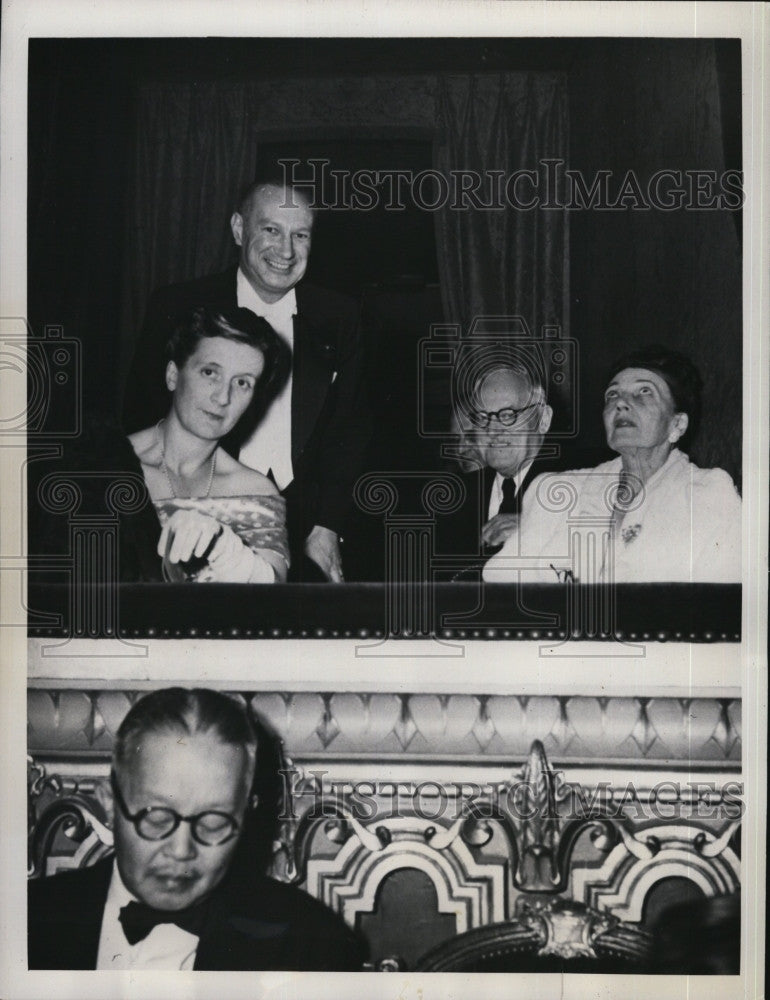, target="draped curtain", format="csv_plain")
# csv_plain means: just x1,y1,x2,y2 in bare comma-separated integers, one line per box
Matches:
120,82,262,381
432,73,569,436
121,72,568,389
434,74,568,335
